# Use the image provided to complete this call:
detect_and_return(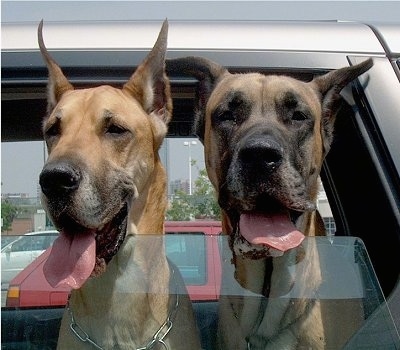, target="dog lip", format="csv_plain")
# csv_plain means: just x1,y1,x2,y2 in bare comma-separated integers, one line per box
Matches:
237,201,312,229
56,214,88,234
94,203,128,265
289,210,302,225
